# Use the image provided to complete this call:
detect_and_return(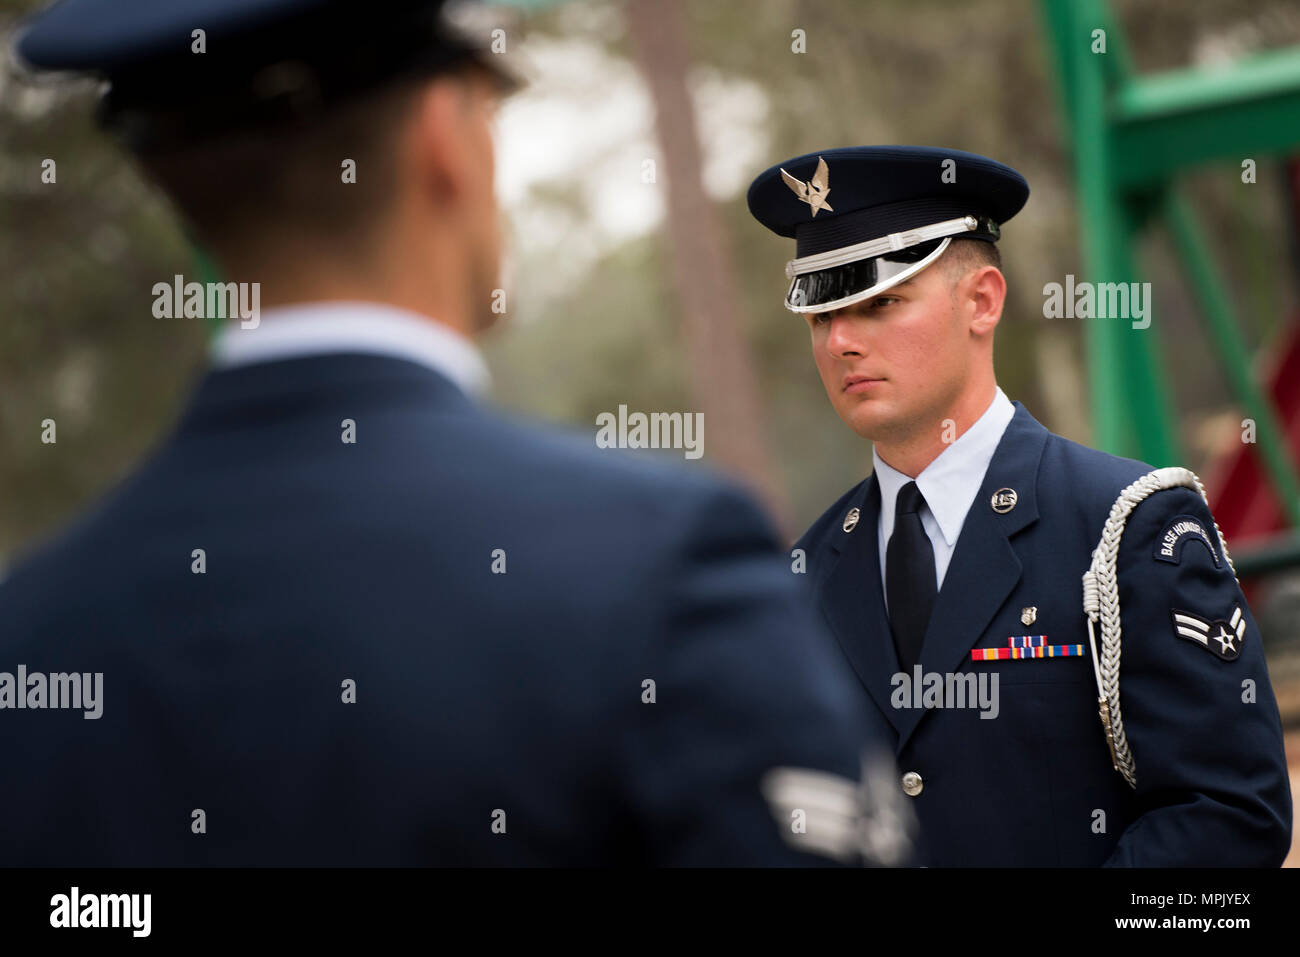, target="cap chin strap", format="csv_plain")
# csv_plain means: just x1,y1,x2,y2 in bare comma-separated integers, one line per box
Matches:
785,214,991,279
785,238,951,315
